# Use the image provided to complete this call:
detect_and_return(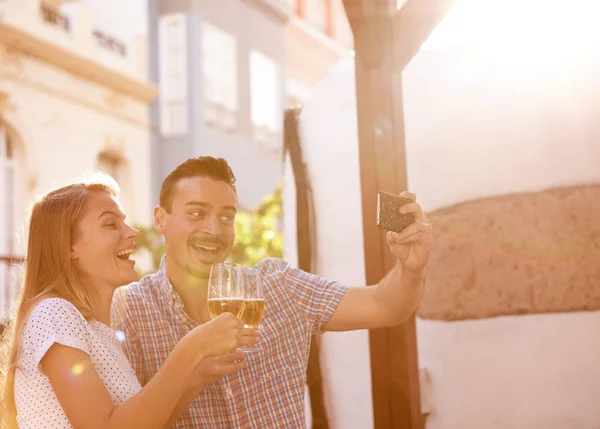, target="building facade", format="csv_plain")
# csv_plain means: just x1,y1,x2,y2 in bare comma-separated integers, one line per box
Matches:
0,0,156,319
284,0,352,106
148,0,352,210
149,0,289,210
